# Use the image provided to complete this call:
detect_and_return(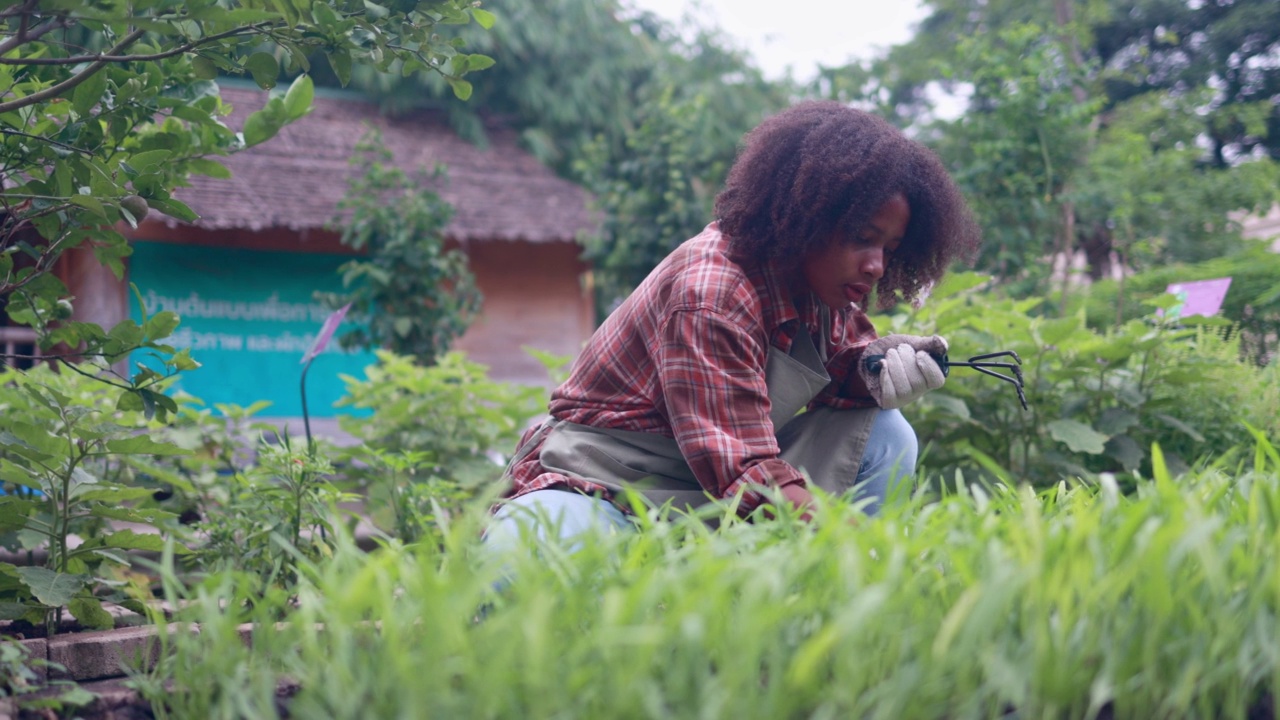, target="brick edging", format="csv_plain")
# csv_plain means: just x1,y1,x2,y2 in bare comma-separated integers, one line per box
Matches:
11,621,255,683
